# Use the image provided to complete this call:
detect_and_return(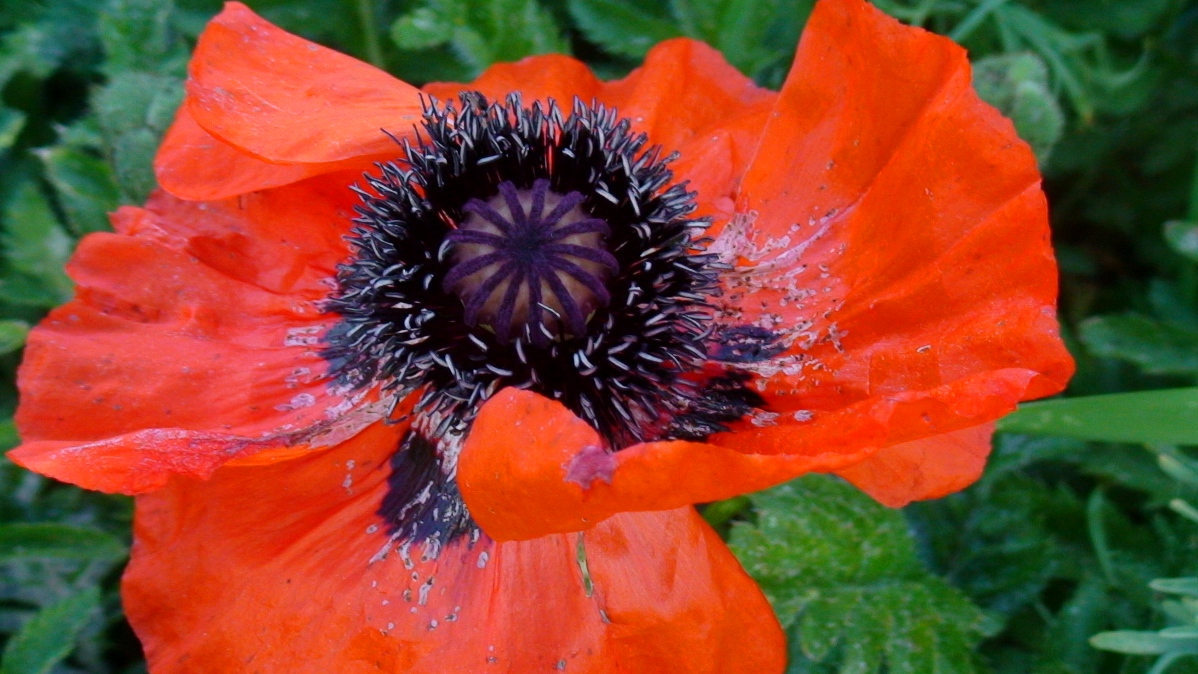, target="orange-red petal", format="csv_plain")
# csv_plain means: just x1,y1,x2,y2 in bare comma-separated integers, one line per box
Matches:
599,39,776,221
155,105,374,202
705,0,1071,452
423,54,604,112
186,2,421,164
834,422,995,507
155,2,421,200
9,176,379,494
456,0,1072,538
123,420,784,673
456,388,870,541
